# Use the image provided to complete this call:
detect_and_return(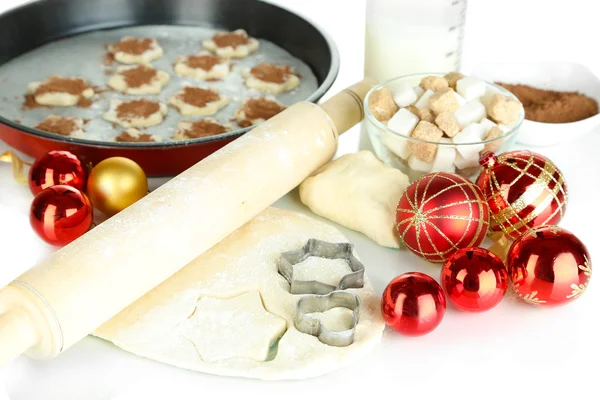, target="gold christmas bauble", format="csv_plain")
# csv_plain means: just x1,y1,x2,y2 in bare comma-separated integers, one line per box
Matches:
87,157,148,216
